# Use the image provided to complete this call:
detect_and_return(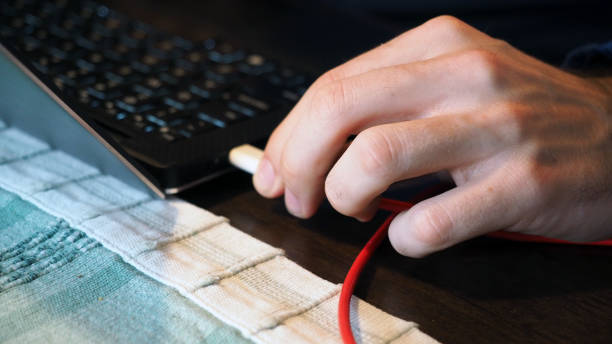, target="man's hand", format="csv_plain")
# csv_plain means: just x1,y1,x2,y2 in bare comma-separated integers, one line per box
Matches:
252,16,612,257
